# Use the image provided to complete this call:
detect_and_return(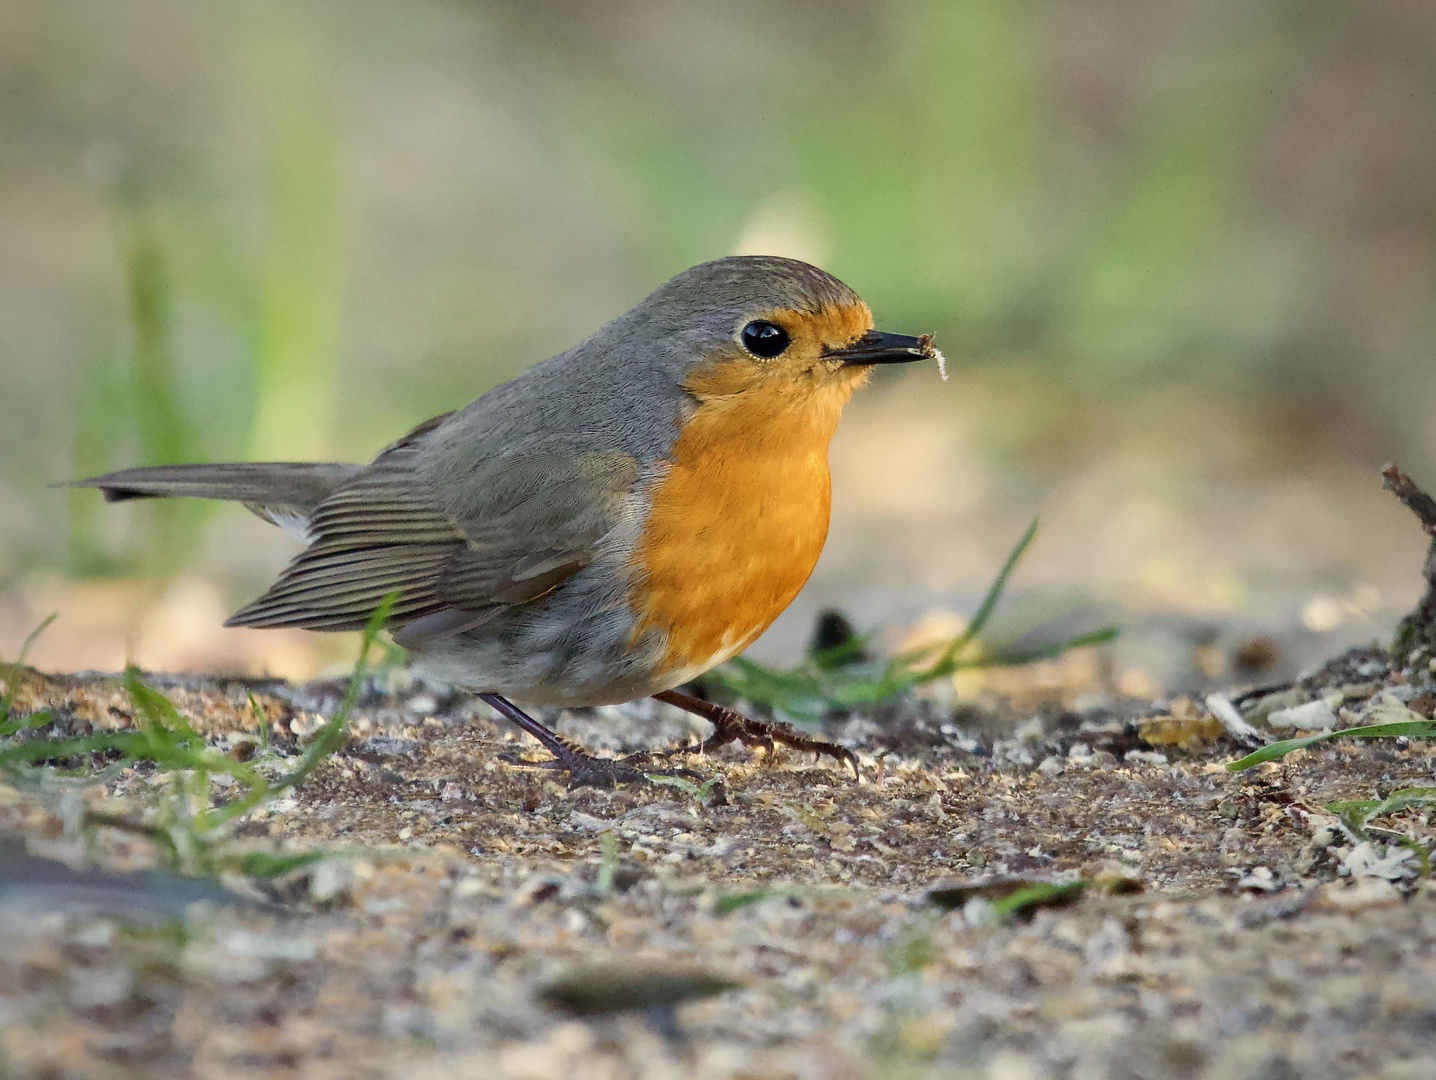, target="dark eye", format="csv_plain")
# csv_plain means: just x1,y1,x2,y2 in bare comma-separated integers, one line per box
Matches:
741,320,790,358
